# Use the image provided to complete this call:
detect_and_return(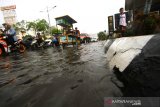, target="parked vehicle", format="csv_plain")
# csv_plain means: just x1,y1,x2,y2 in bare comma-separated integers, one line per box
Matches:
91,38,98,42
22,35,34,49
44,39,53,47
55,15,80,48
0,36,26,56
